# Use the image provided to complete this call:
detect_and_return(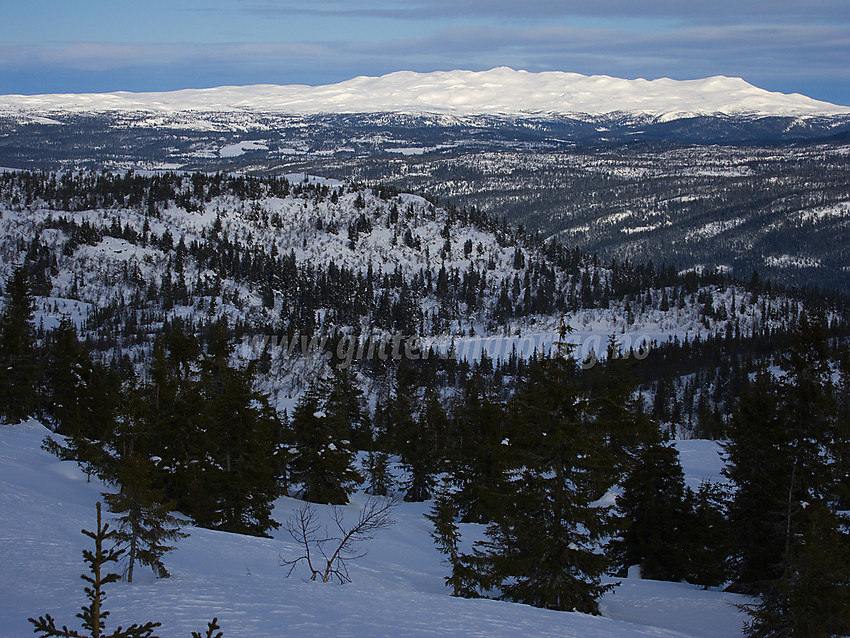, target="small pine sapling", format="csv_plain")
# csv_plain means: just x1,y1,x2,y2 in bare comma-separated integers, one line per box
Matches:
29,503,223,638
190,618,223,638
28,502,162,638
